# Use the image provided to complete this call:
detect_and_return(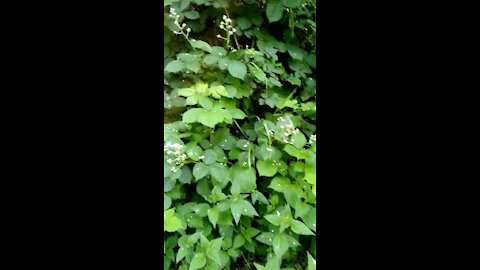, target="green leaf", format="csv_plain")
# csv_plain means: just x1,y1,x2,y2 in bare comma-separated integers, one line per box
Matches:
207,207,219,228
165,60,185,73
189,253,207,270
164,194,172,210
193,162,209,180
272,234,289,257
177,87,195,97
227,108,247,119
182,108,204,123
192,203,210,217
209,85,228,98
184,10,200,19
236,17,252,30
176,247,188,263
264,213,282,226
186,60,201,73
191,39,213,53
249,64,267,82
197,108,225,128
202,149,217,165
178,166,192,184
255,232,275,246
291,132,307,149
290,219,315,235
266,0,284,23
218,58,230,70
268,176,291,192
198,96,213,109
256,160,278,177
164,209,183,232
287,44,304,60
230,165,257,194
209,163,229,186
232,234,245,249
207,237,223,265
282,0,302,8
254,263,266,270
211,46,227,56
203,54,220,65
307,252,316,270
227,60,247,79
231,199,258,224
